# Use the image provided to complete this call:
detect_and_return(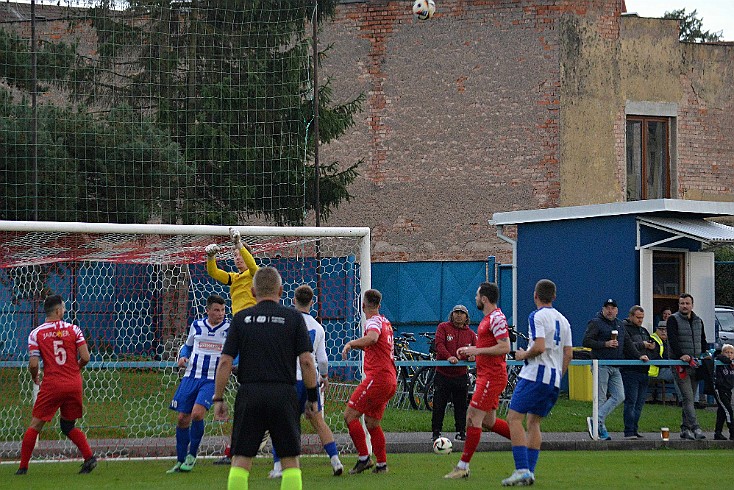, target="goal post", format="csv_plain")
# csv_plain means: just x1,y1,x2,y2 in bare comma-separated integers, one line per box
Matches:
0,220,370,460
